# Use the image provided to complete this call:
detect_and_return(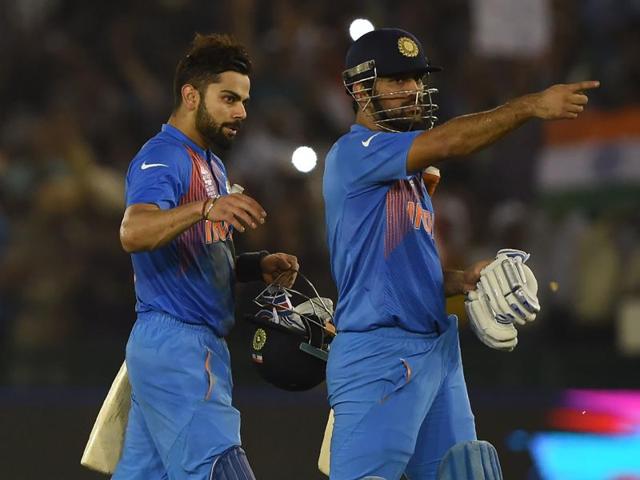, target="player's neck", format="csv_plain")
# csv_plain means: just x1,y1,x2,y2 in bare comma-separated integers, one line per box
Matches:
167,114,207,150
355,110,381,131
